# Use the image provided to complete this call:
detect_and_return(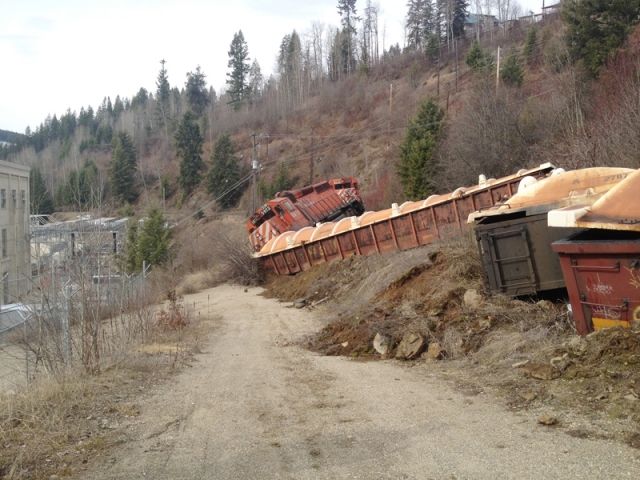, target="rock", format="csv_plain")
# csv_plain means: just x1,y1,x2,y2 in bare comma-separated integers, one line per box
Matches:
341,341,349,348
521,392,537,402
512,360,530,368
373,333,390,355
551,353,572,372
293,298,306,309
463,289,483,309
523,362,561,380
373,308,387,319
537,413,557,425
395,332,425,360
421,343,443,360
